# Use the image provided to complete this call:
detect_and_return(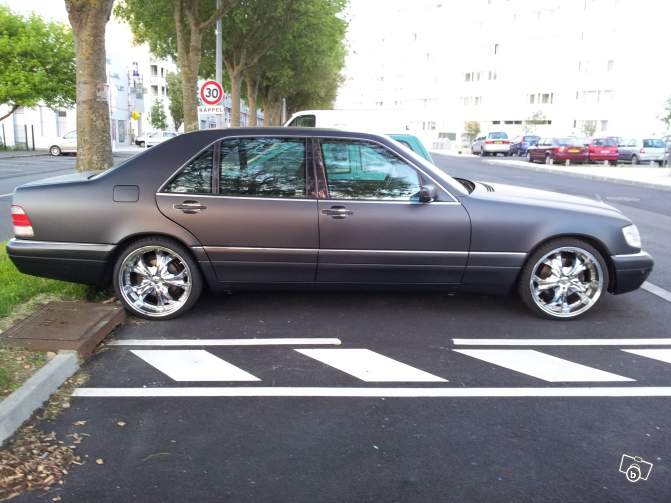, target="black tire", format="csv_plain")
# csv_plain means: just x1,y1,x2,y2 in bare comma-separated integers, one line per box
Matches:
545,153,553,165
112,236,203,320
139,141,145,147
631,154,638,165
518,238,609,320
49,145,61,156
